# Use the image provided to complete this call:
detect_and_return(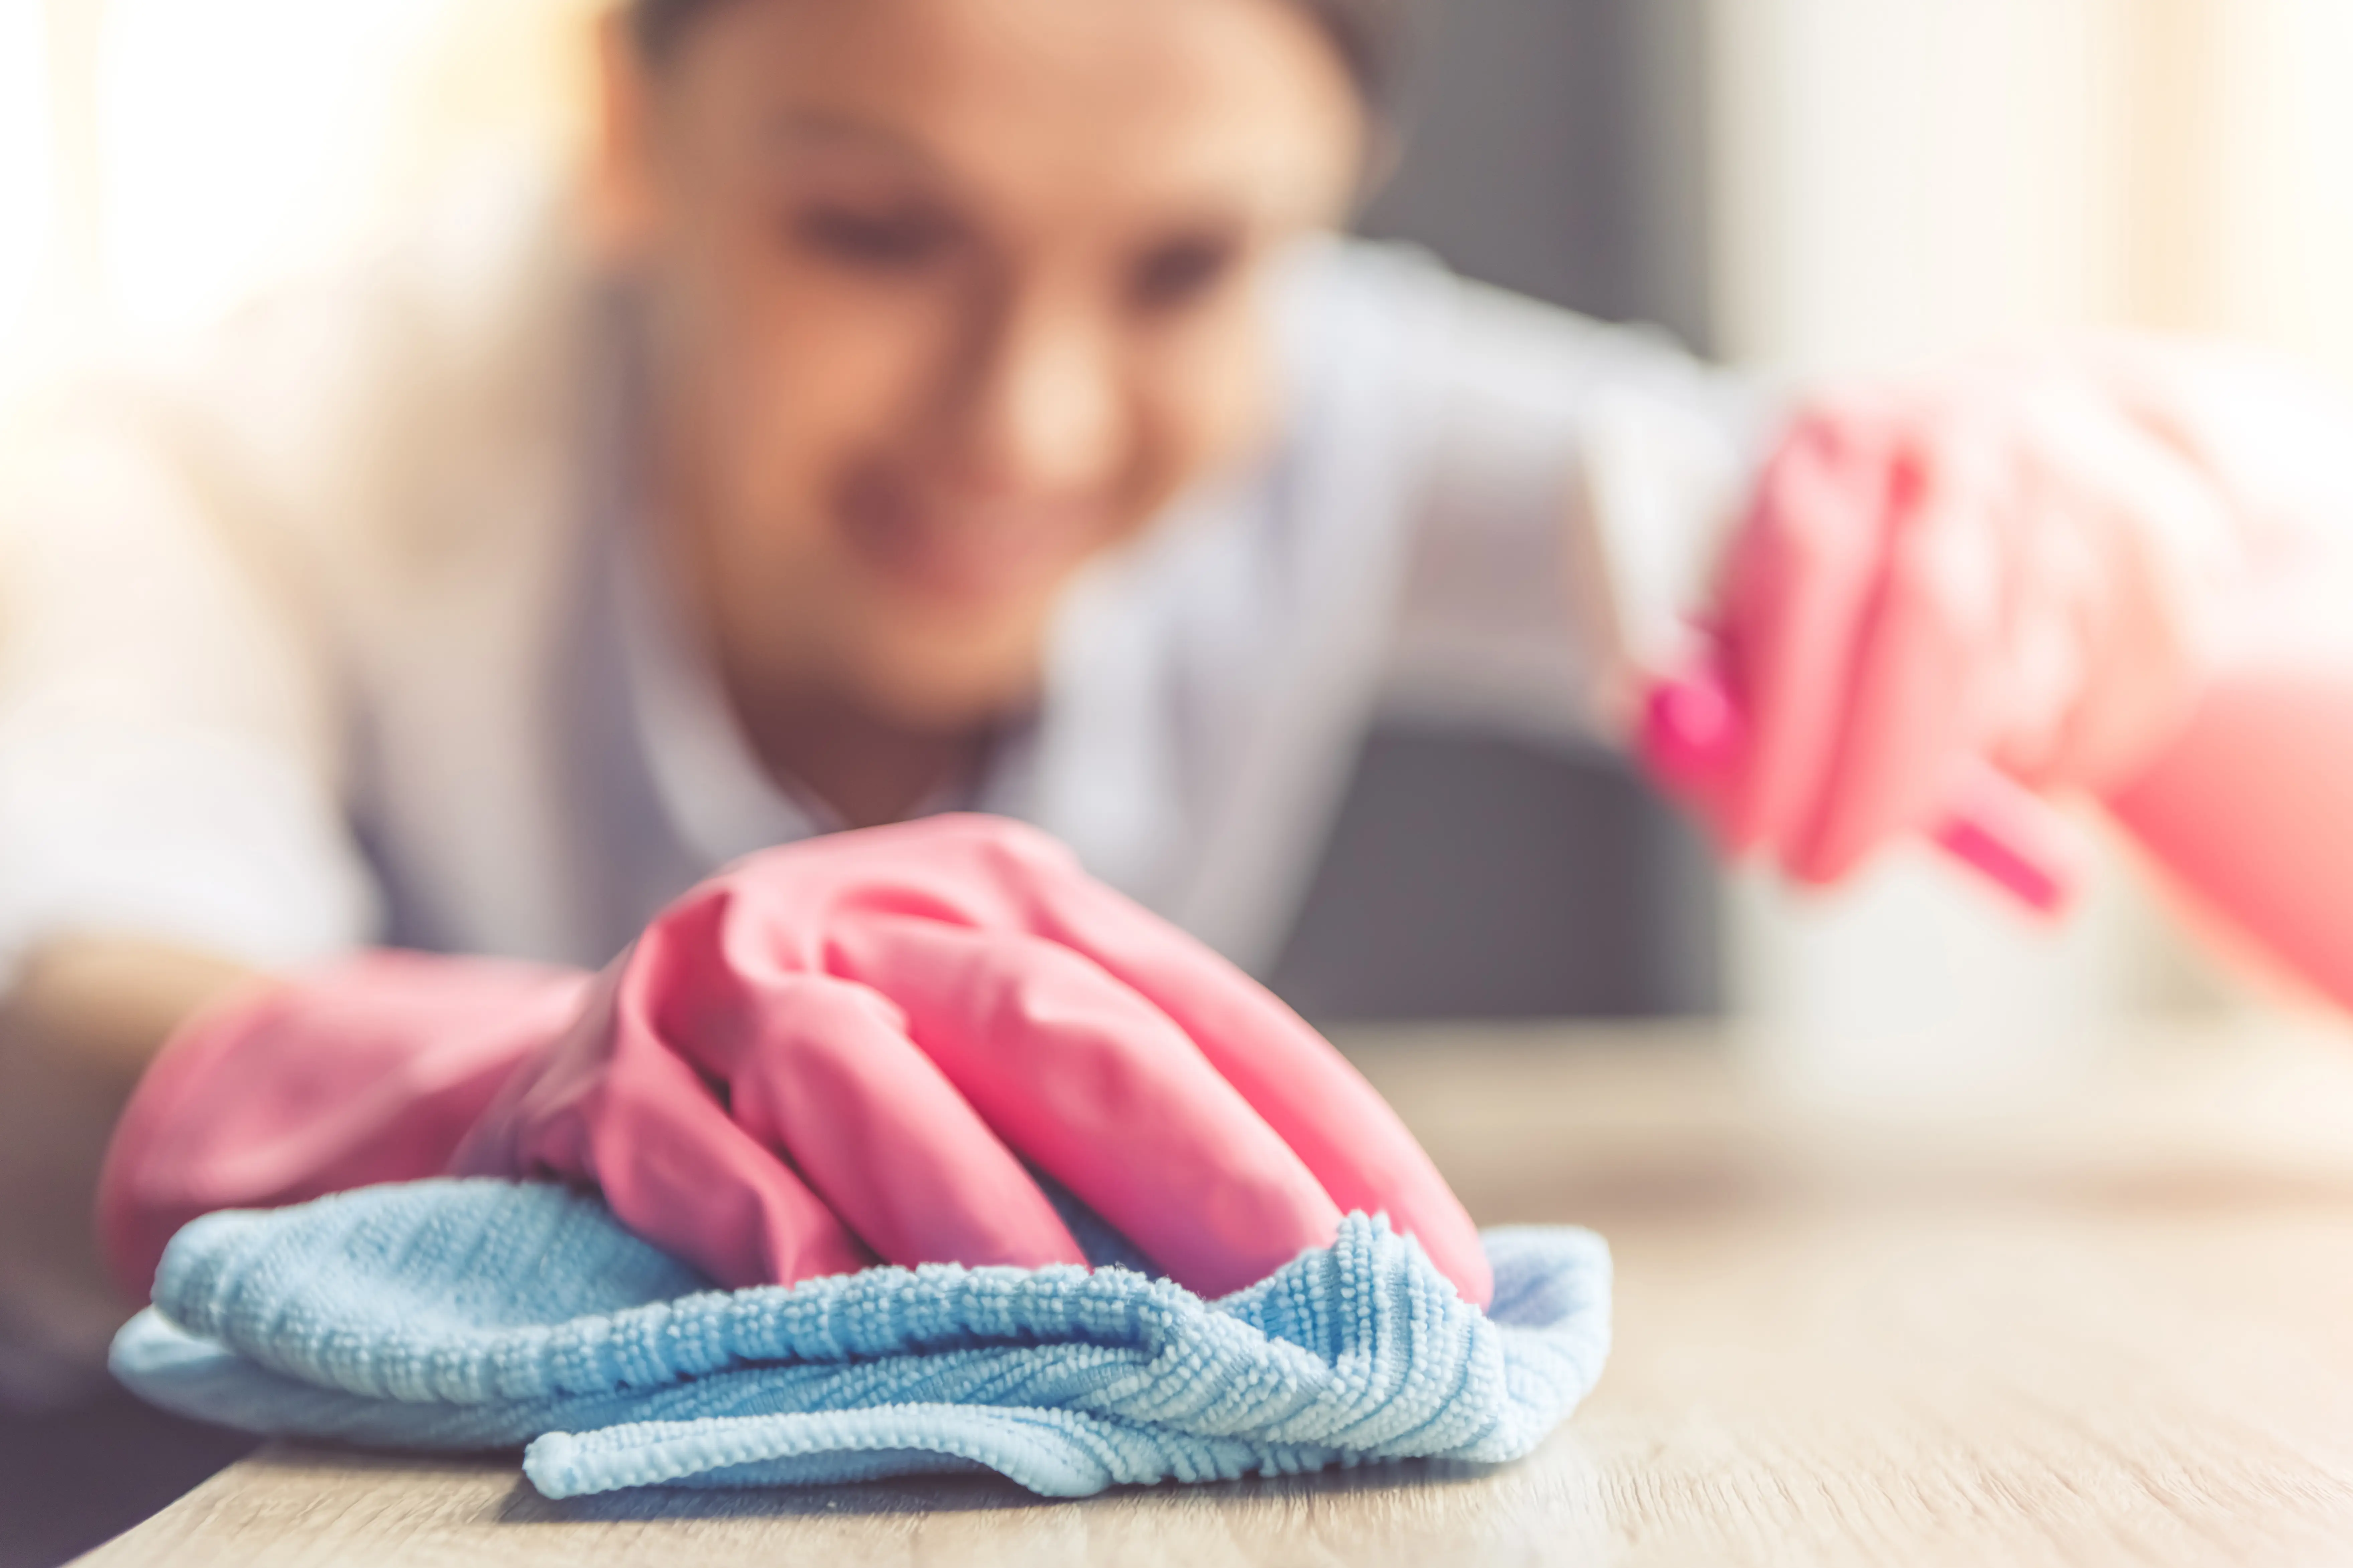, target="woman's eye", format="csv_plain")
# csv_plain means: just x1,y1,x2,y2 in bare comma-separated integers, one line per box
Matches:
789,206,956,272
1129,236,1238,312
